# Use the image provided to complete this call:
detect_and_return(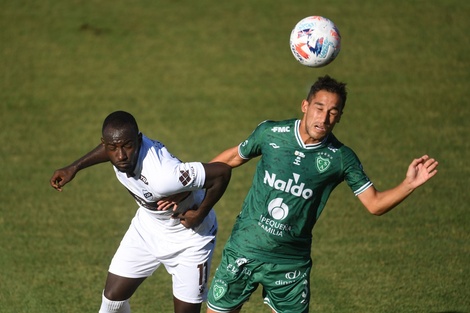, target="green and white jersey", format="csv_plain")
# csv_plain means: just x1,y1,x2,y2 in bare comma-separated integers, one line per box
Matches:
226,119,372,263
